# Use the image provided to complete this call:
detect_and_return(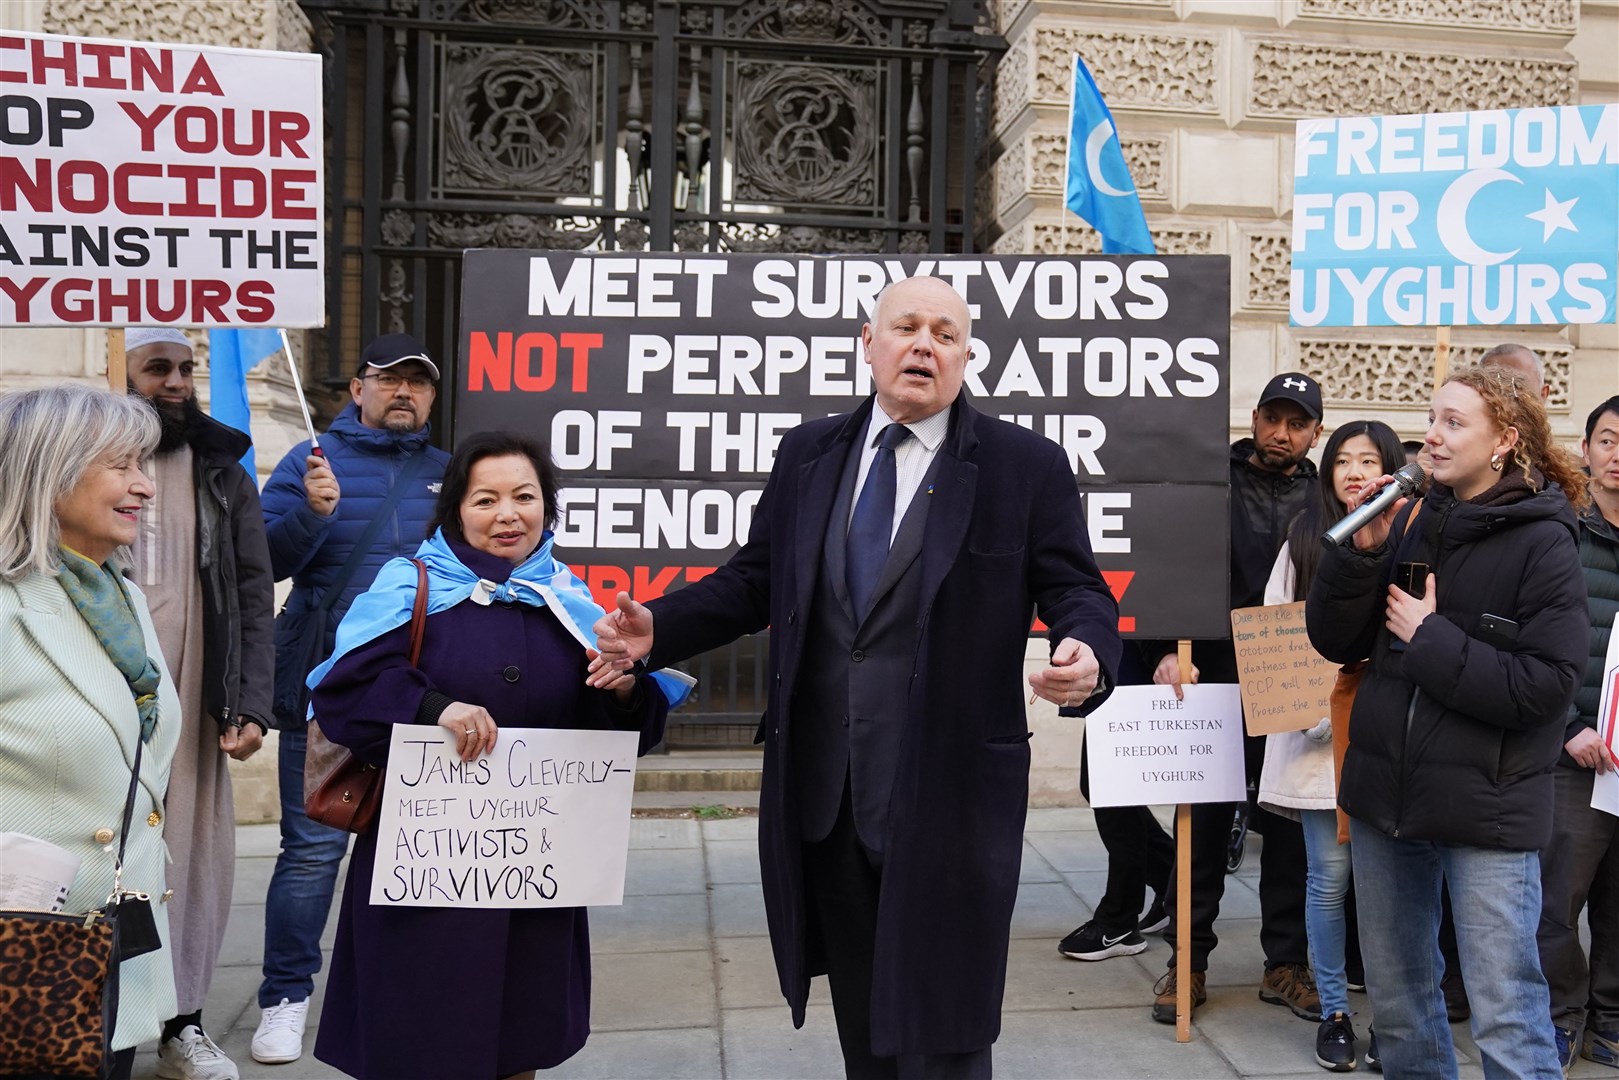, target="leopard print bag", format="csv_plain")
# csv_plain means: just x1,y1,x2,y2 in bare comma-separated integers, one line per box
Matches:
0,908,121,1079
